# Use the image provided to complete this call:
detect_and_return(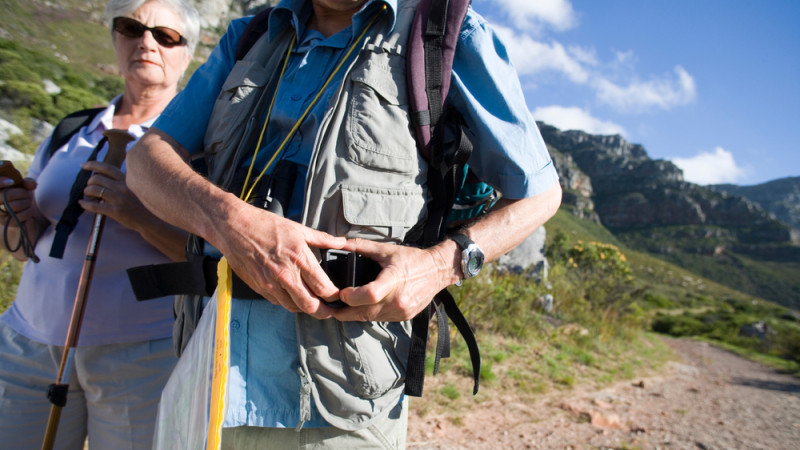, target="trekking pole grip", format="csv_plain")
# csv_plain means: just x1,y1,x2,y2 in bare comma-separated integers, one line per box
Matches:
102,129,134,168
